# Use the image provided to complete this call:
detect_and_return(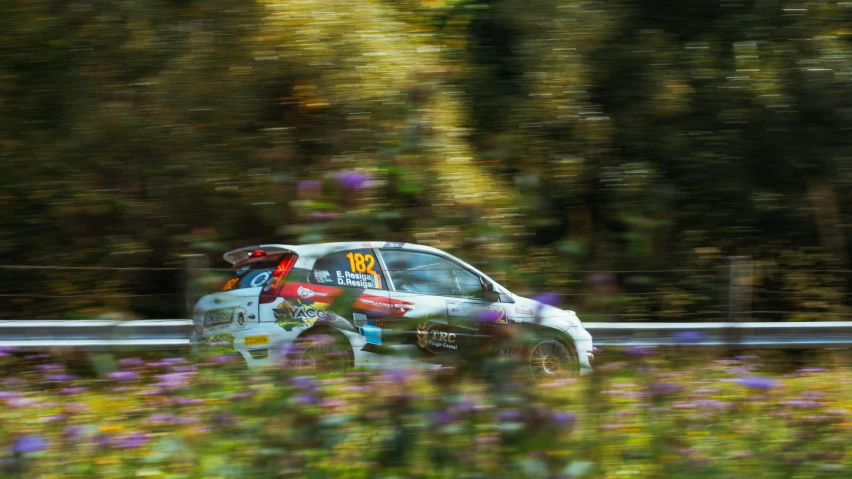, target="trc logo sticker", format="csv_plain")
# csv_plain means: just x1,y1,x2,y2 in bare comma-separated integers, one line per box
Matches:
416,322,457,353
